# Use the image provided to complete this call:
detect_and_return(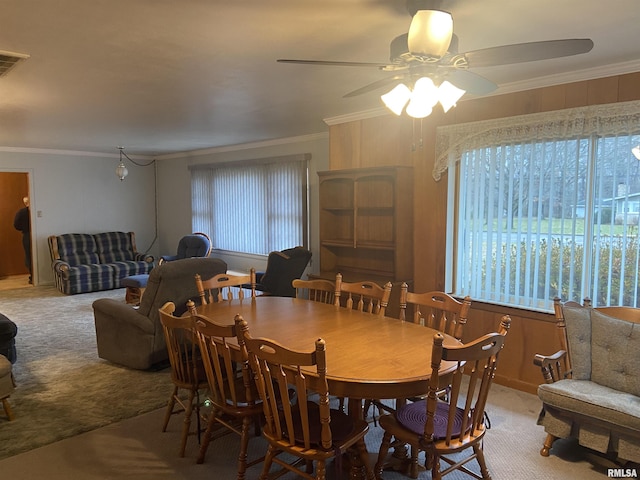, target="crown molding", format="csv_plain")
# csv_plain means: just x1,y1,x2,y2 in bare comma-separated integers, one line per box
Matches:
0,146,119,158
0,133,330,161
0,146,154,160
492,59,640,97
157,132,329,160
323,61,640,126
